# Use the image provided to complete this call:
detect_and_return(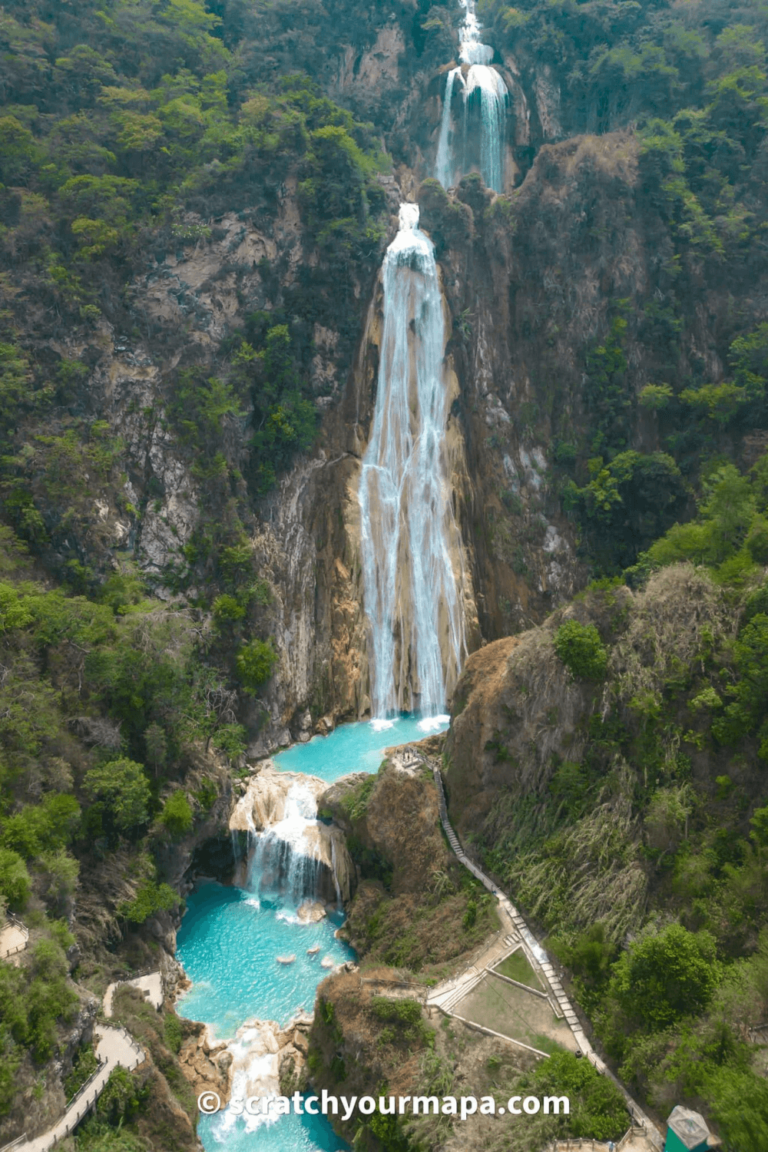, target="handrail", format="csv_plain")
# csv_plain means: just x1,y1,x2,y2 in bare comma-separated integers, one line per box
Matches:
0,1135,28,1152
64,1056,108,1110
7,914,29,938
0,914,29,959
431,762,664,1150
